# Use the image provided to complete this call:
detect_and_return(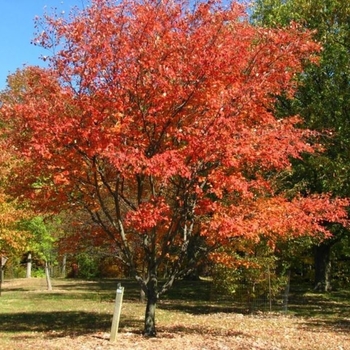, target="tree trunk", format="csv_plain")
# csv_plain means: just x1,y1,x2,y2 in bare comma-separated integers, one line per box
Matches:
0,259,4,297
45,261,52,291
140,288,146,303
0,257,5,289
144,292,157,336
143,274,158,337
314,242,332,292
26,252,32,278
61,254,67,277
